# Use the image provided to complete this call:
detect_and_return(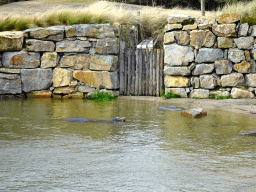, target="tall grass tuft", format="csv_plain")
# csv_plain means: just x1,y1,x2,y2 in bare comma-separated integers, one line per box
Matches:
216,0,256,17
